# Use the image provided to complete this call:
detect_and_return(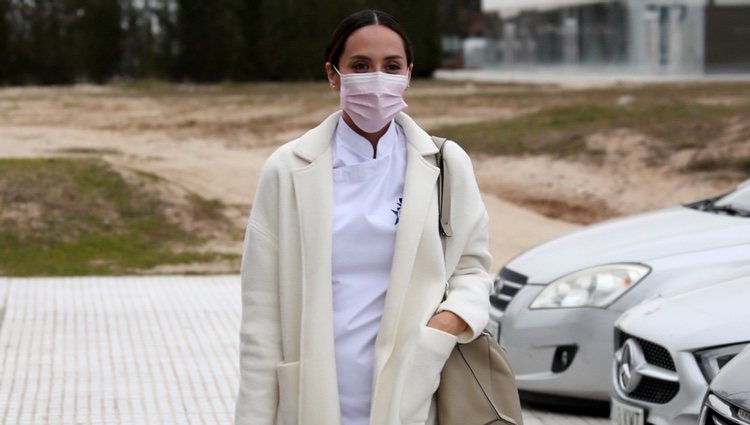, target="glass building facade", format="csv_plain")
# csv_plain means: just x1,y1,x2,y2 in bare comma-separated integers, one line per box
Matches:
483,0,750,74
